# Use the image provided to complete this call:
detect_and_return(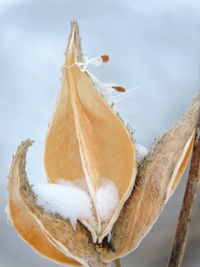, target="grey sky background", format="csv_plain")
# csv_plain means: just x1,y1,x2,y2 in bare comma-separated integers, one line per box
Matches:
0,0,200,266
